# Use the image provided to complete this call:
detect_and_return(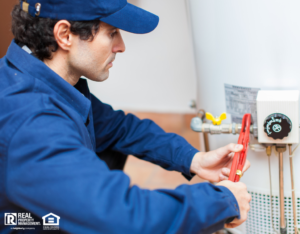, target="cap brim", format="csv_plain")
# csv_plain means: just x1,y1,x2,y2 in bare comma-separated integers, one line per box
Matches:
100,3,159,34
